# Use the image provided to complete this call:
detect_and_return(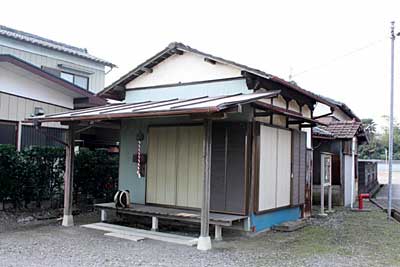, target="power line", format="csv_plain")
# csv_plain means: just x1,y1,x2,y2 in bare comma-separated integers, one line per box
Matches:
291,37,386,78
